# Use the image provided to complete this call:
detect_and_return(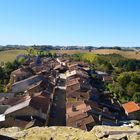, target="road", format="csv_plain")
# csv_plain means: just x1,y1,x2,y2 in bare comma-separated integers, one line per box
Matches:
48,77,66,126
